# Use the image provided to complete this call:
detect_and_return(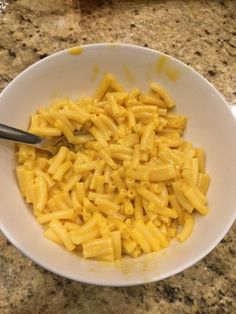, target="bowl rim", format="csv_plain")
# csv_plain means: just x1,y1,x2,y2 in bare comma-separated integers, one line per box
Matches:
0,43,235,286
